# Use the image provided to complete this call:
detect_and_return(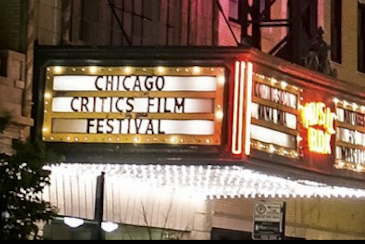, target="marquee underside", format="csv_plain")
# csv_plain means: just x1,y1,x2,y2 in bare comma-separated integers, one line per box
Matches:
45,163,365,200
